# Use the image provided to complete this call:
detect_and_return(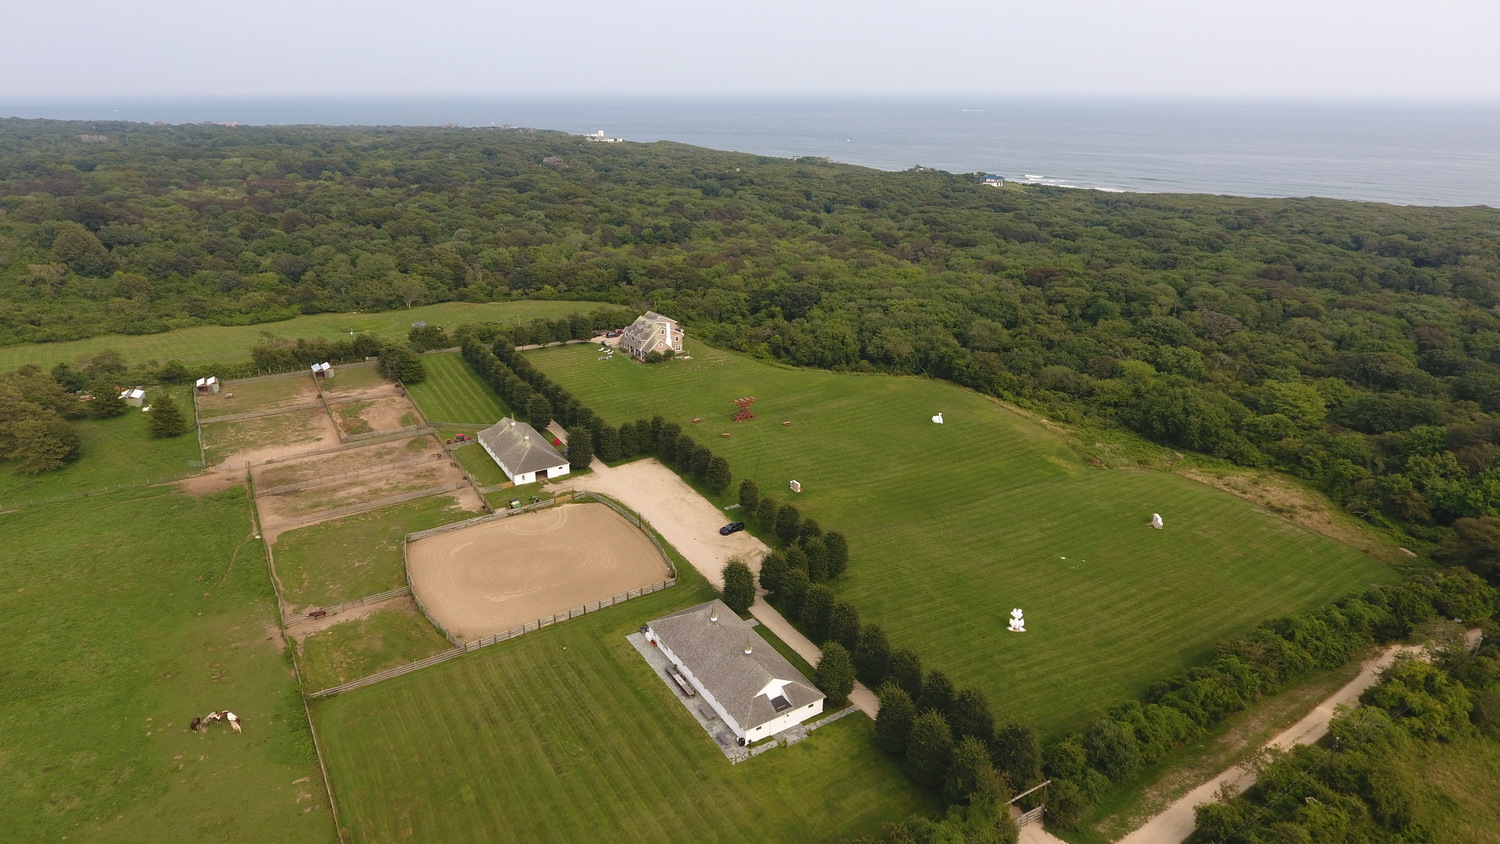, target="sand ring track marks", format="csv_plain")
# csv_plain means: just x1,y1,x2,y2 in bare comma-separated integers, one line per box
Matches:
406,503,672,640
